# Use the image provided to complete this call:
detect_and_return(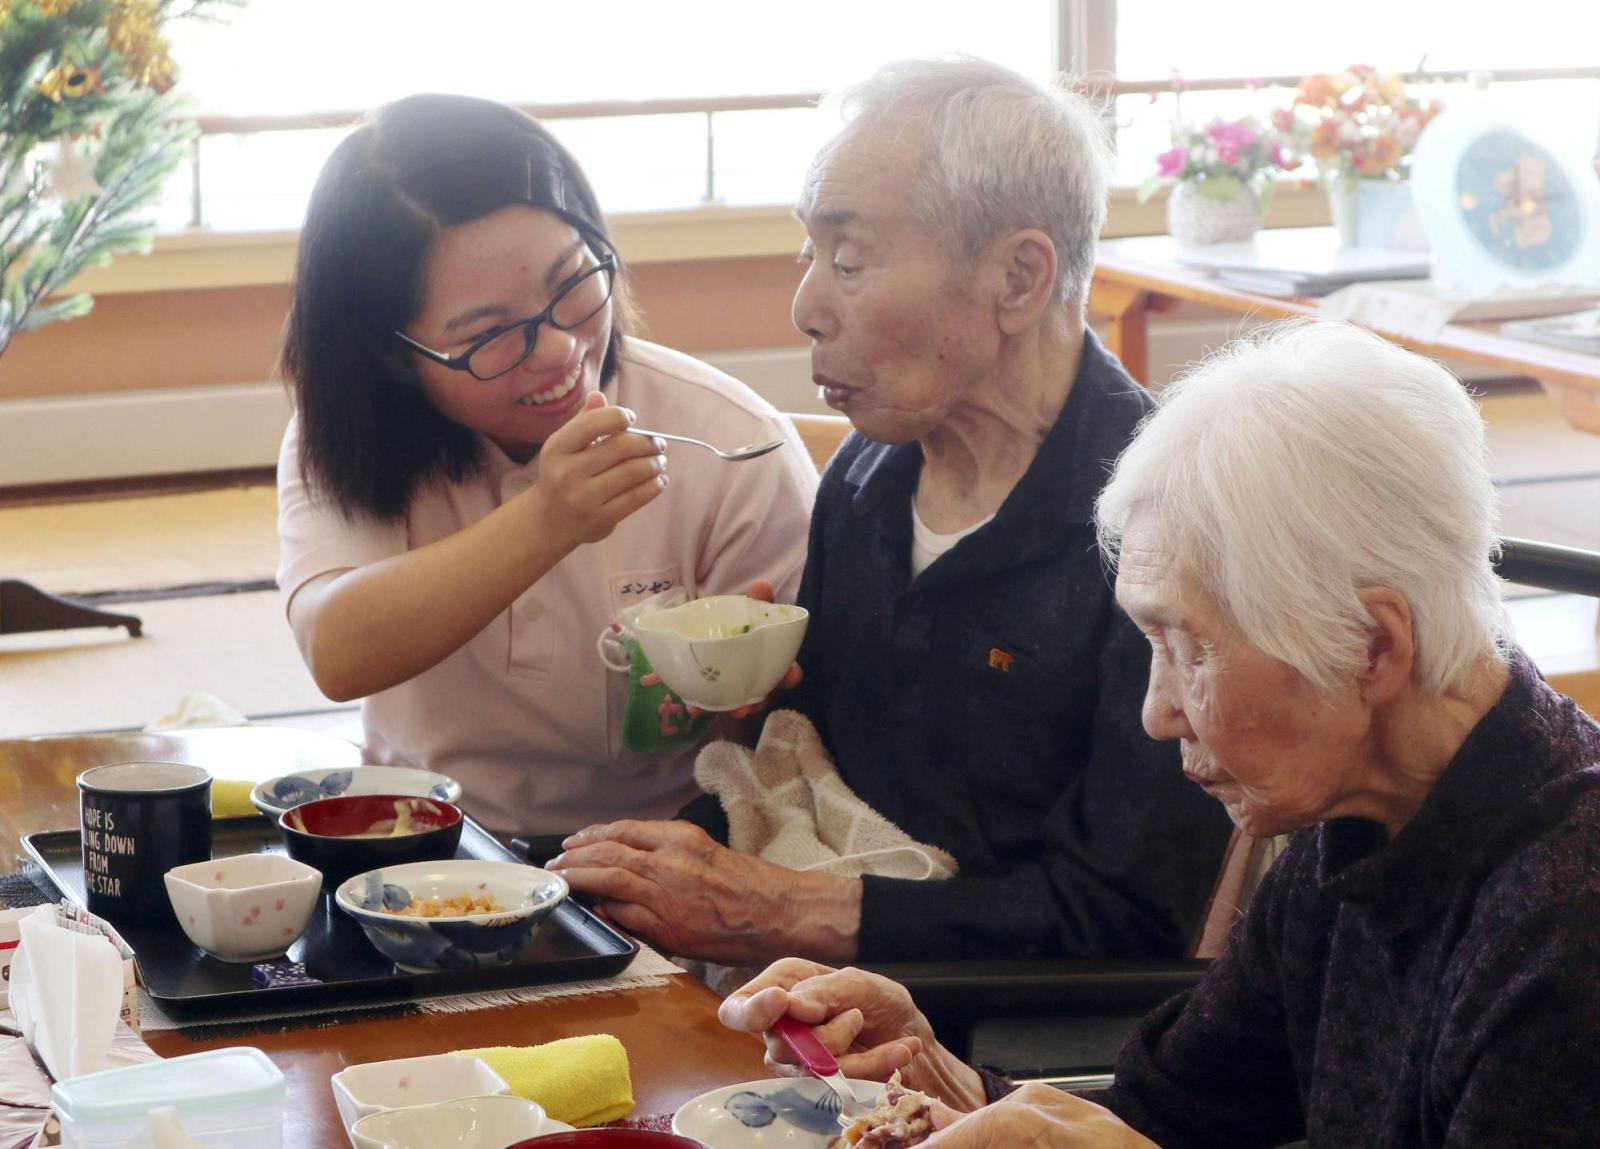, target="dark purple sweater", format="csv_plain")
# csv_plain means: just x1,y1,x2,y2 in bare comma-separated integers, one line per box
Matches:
1082,650,1600,1147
